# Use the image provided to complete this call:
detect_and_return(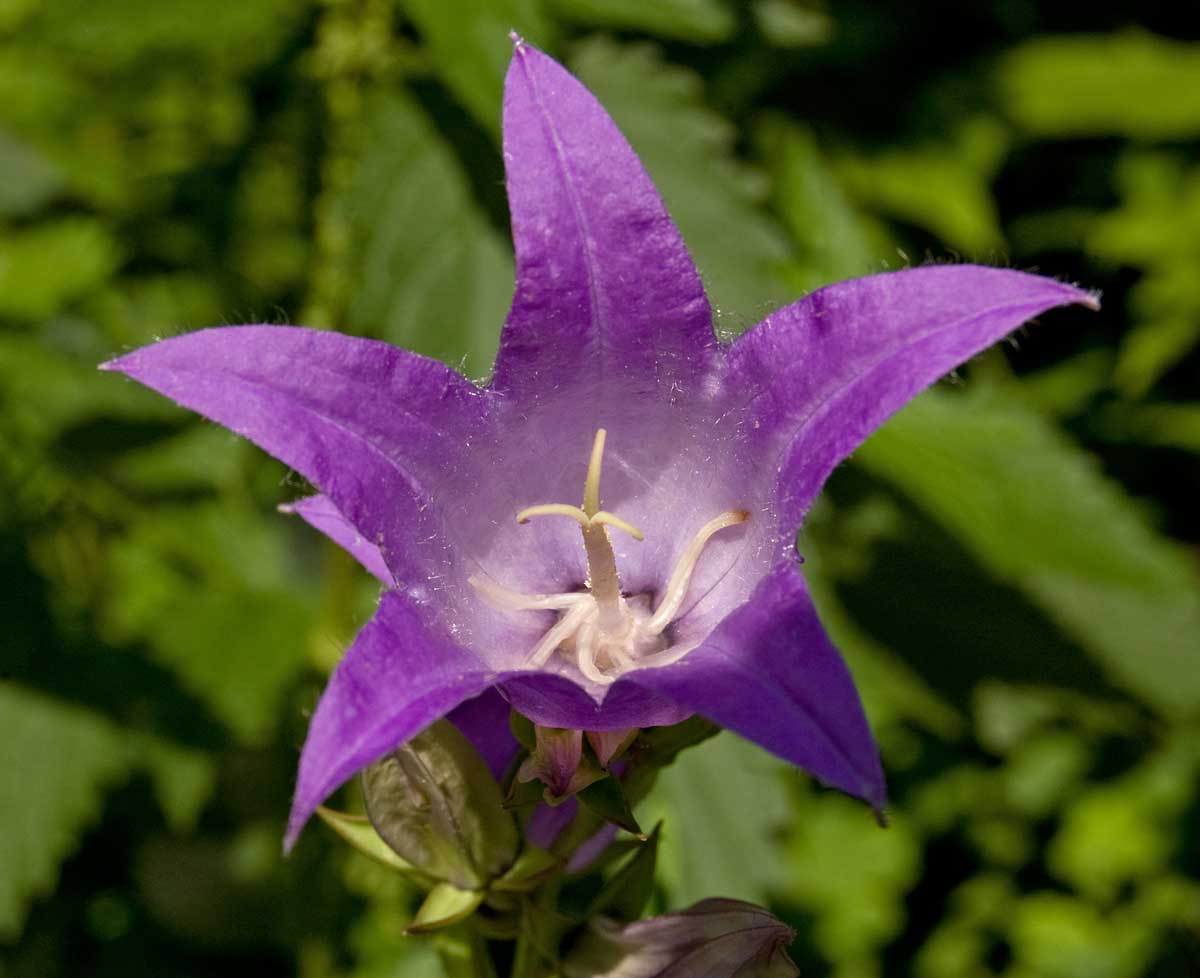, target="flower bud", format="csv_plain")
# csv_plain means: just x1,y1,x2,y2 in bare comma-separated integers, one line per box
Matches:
563,898,799,978
361,718,518,890
518,725,605,801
